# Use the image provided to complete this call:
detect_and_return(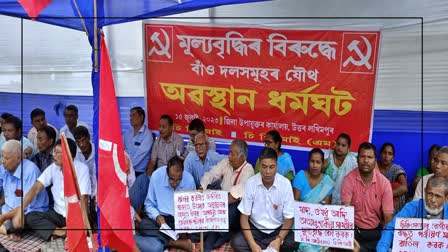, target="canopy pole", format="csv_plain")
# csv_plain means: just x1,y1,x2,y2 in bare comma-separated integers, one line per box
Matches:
71,0,89,36
93,0,98,72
